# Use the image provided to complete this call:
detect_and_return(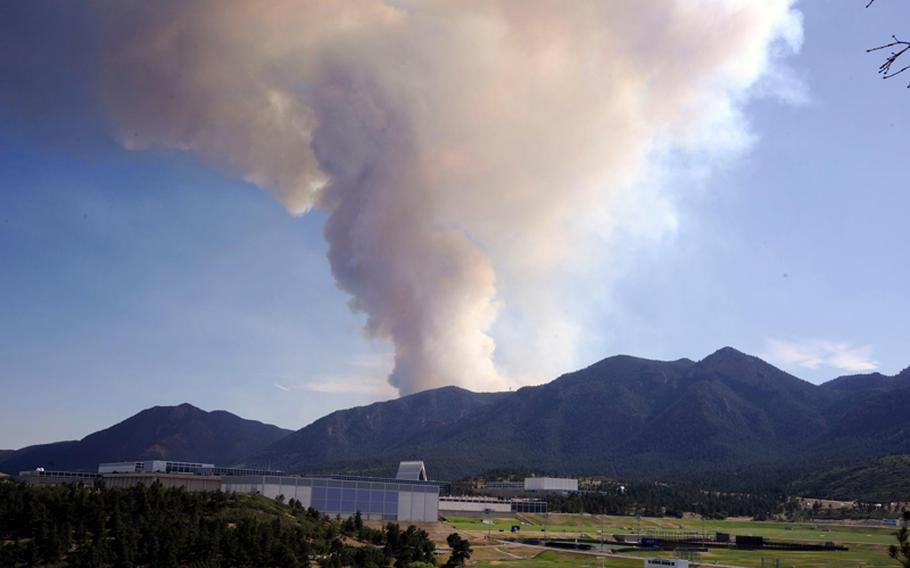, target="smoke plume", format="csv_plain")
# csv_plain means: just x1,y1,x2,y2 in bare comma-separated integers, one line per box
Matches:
92,0,801,394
